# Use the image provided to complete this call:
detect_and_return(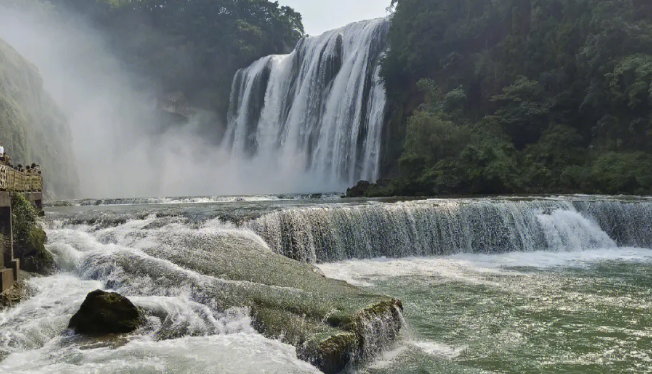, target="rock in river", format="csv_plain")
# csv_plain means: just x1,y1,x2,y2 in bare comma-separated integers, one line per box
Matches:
68,290,144,336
